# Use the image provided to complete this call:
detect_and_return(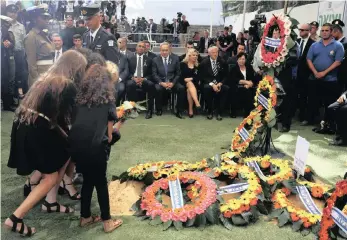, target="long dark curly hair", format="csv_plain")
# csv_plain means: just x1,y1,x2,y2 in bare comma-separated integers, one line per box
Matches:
76,64,115,107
